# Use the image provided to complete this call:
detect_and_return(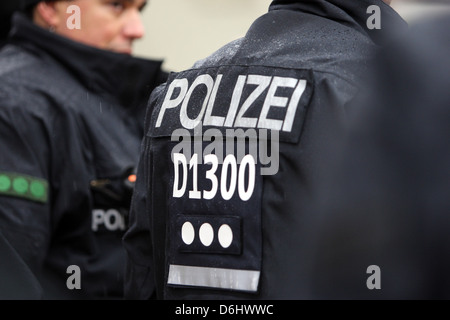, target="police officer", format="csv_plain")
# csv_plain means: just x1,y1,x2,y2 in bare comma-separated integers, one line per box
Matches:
123,0,406,299
305,13,450,300
0,0,168,299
